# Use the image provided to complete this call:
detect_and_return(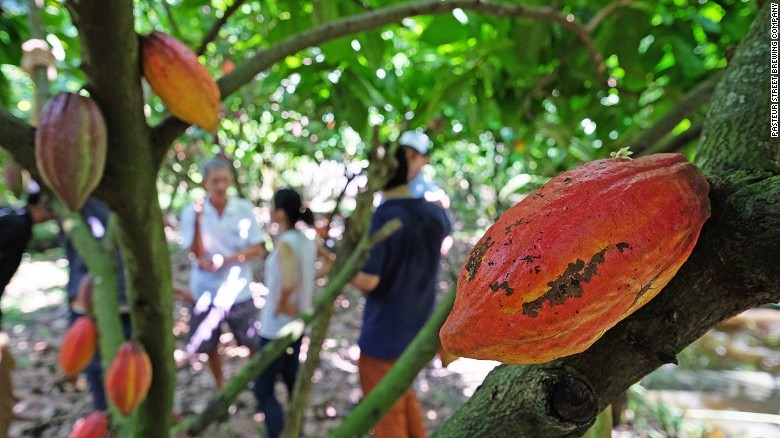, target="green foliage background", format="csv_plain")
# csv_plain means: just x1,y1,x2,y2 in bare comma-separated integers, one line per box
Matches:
0,0,756,230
